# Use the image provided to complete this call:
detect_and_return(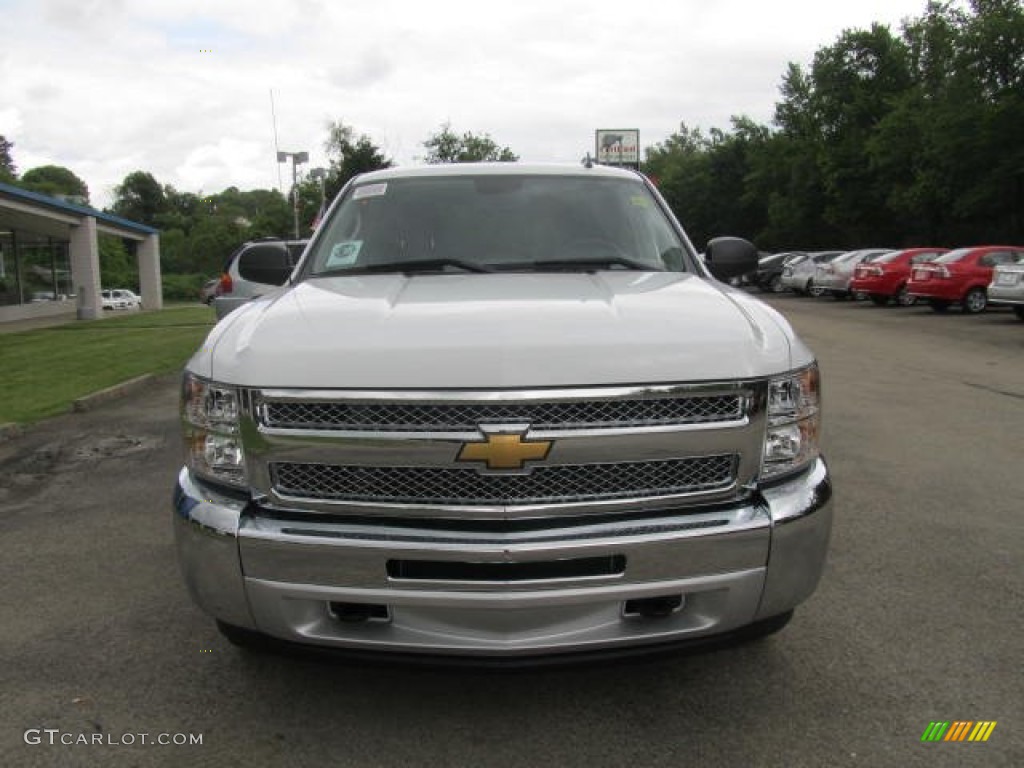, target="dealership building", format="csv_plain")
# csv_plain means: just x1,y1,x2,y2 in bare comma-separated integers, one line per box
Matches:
0,181,162,324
